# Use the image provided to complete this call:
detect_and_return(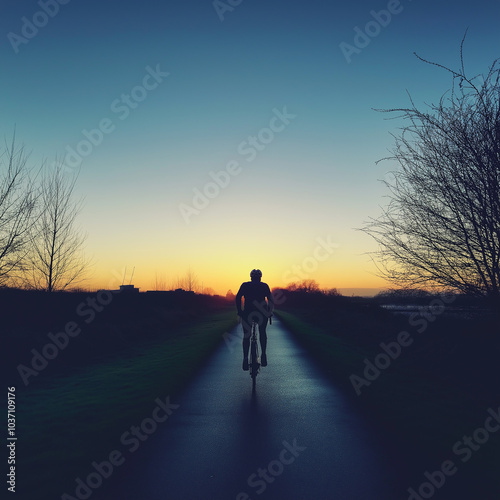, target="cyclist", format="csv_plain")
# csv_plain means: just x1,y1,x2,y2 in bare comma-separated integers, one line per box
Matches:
235,269,274,371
